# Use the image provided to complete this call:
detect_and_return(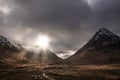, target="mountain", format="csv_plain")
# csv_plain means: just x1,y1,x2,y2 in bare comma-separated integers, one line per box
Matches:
0,35,24,60
0,35,63,65
67,28,120,64
0,35,28,68
25,49,64,64
0,35,23,52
